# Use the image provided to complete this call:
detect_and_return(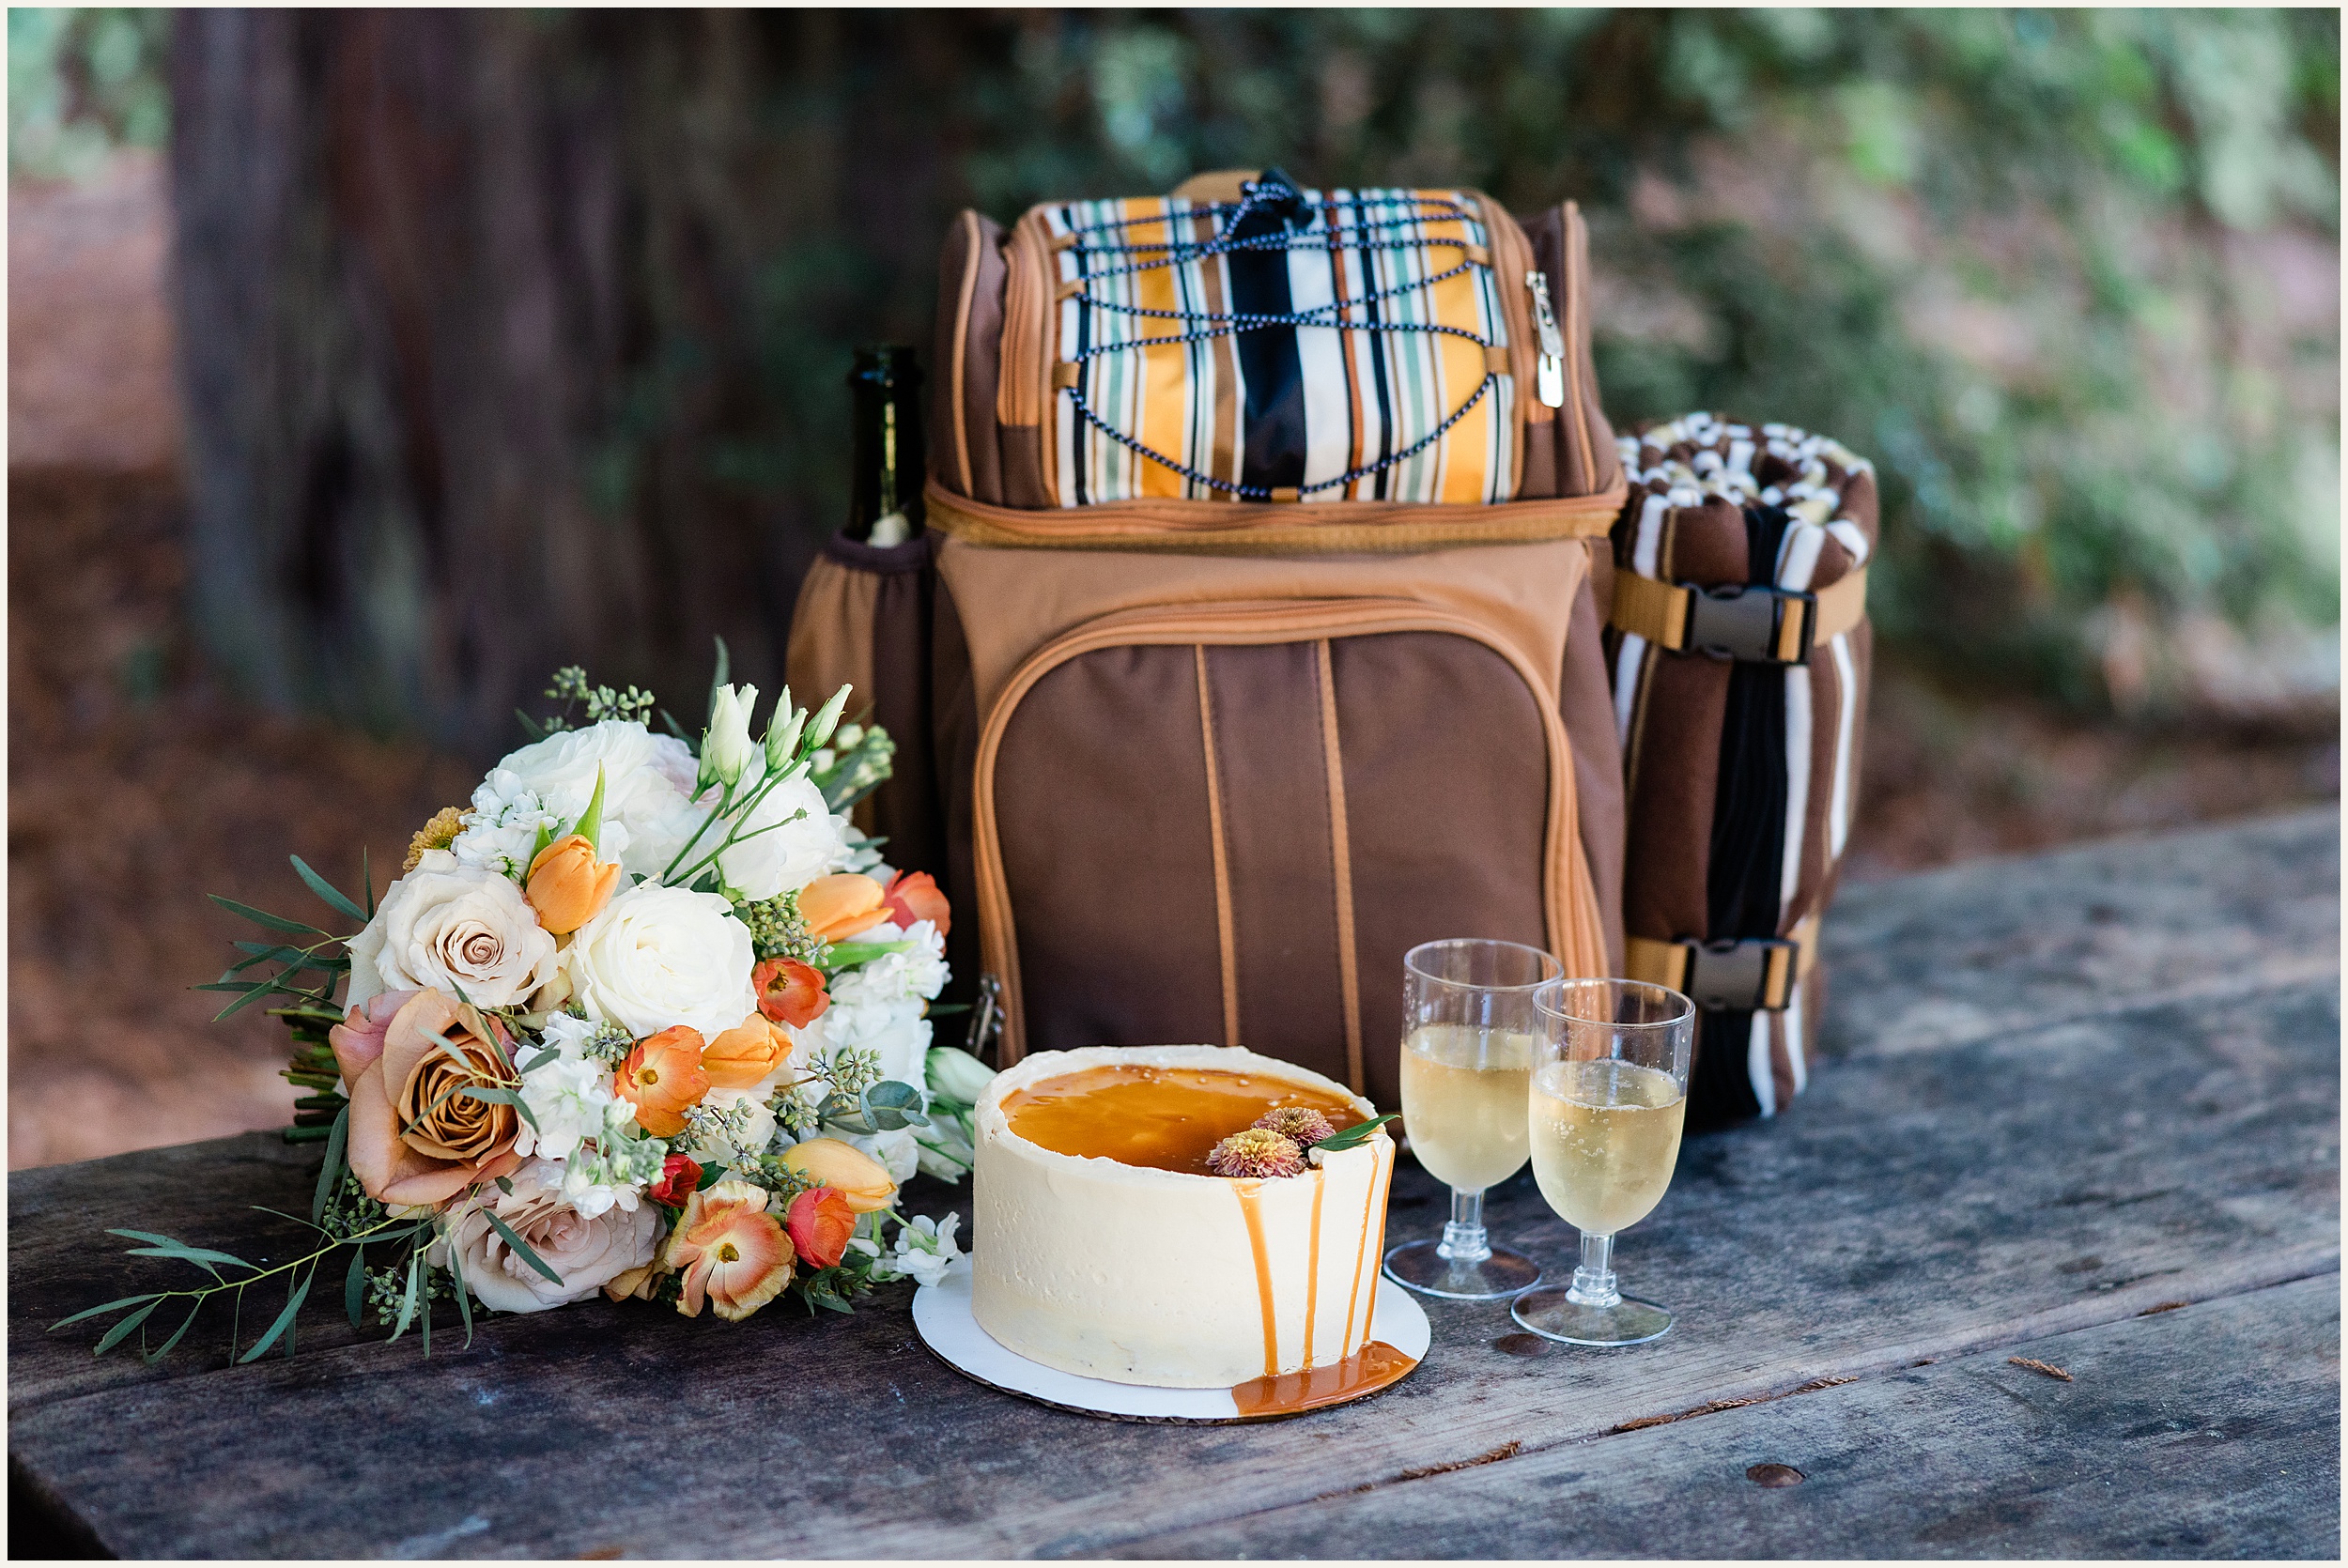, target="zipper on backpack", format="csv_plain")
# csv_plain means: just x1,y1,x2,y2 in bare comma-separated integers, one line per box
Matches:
1525,269,1568,410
